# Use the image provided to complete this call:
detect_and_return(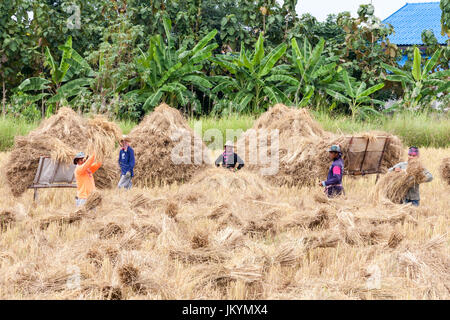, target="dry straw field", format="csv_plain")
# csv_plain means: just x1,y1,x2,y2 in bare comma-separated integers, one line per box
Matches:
0,105,449,300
